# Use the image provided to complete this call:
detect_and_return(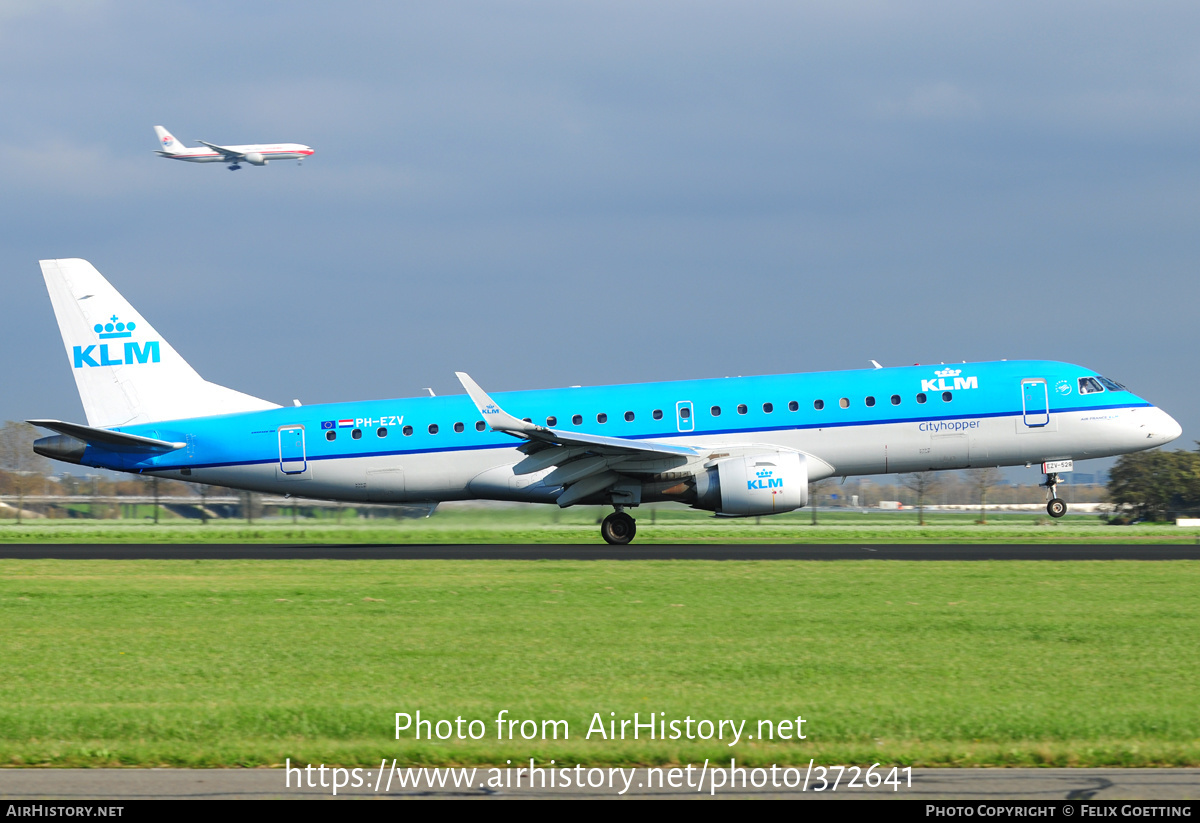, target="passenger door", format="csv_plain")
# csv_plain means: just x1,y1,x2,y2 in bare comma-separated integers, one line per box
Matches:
278,425,310,477
1021,379,1049,428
